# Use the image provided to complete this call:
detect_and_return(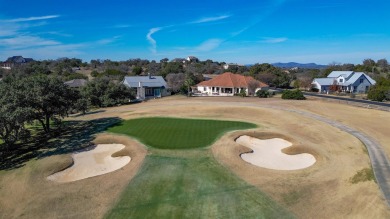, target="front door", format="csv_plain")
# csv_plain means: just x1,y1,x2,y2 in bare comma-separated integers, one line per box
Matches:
154,88,161,97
